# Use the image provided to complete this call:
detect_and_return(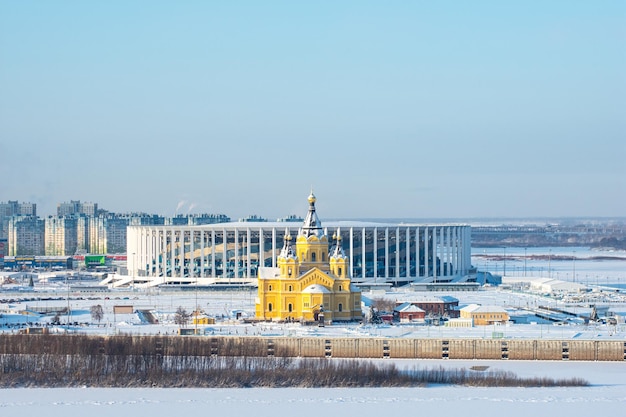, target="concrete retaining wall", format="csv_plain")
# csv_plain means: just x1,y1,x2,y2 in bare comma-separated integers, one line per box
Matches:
213,337,626,361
